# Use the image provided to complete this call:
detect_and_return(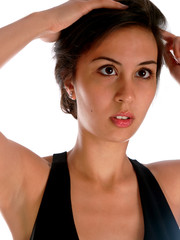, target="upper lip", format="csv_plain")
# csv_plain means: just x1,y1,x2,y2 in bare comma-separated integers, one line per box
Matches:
111,111,135,119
